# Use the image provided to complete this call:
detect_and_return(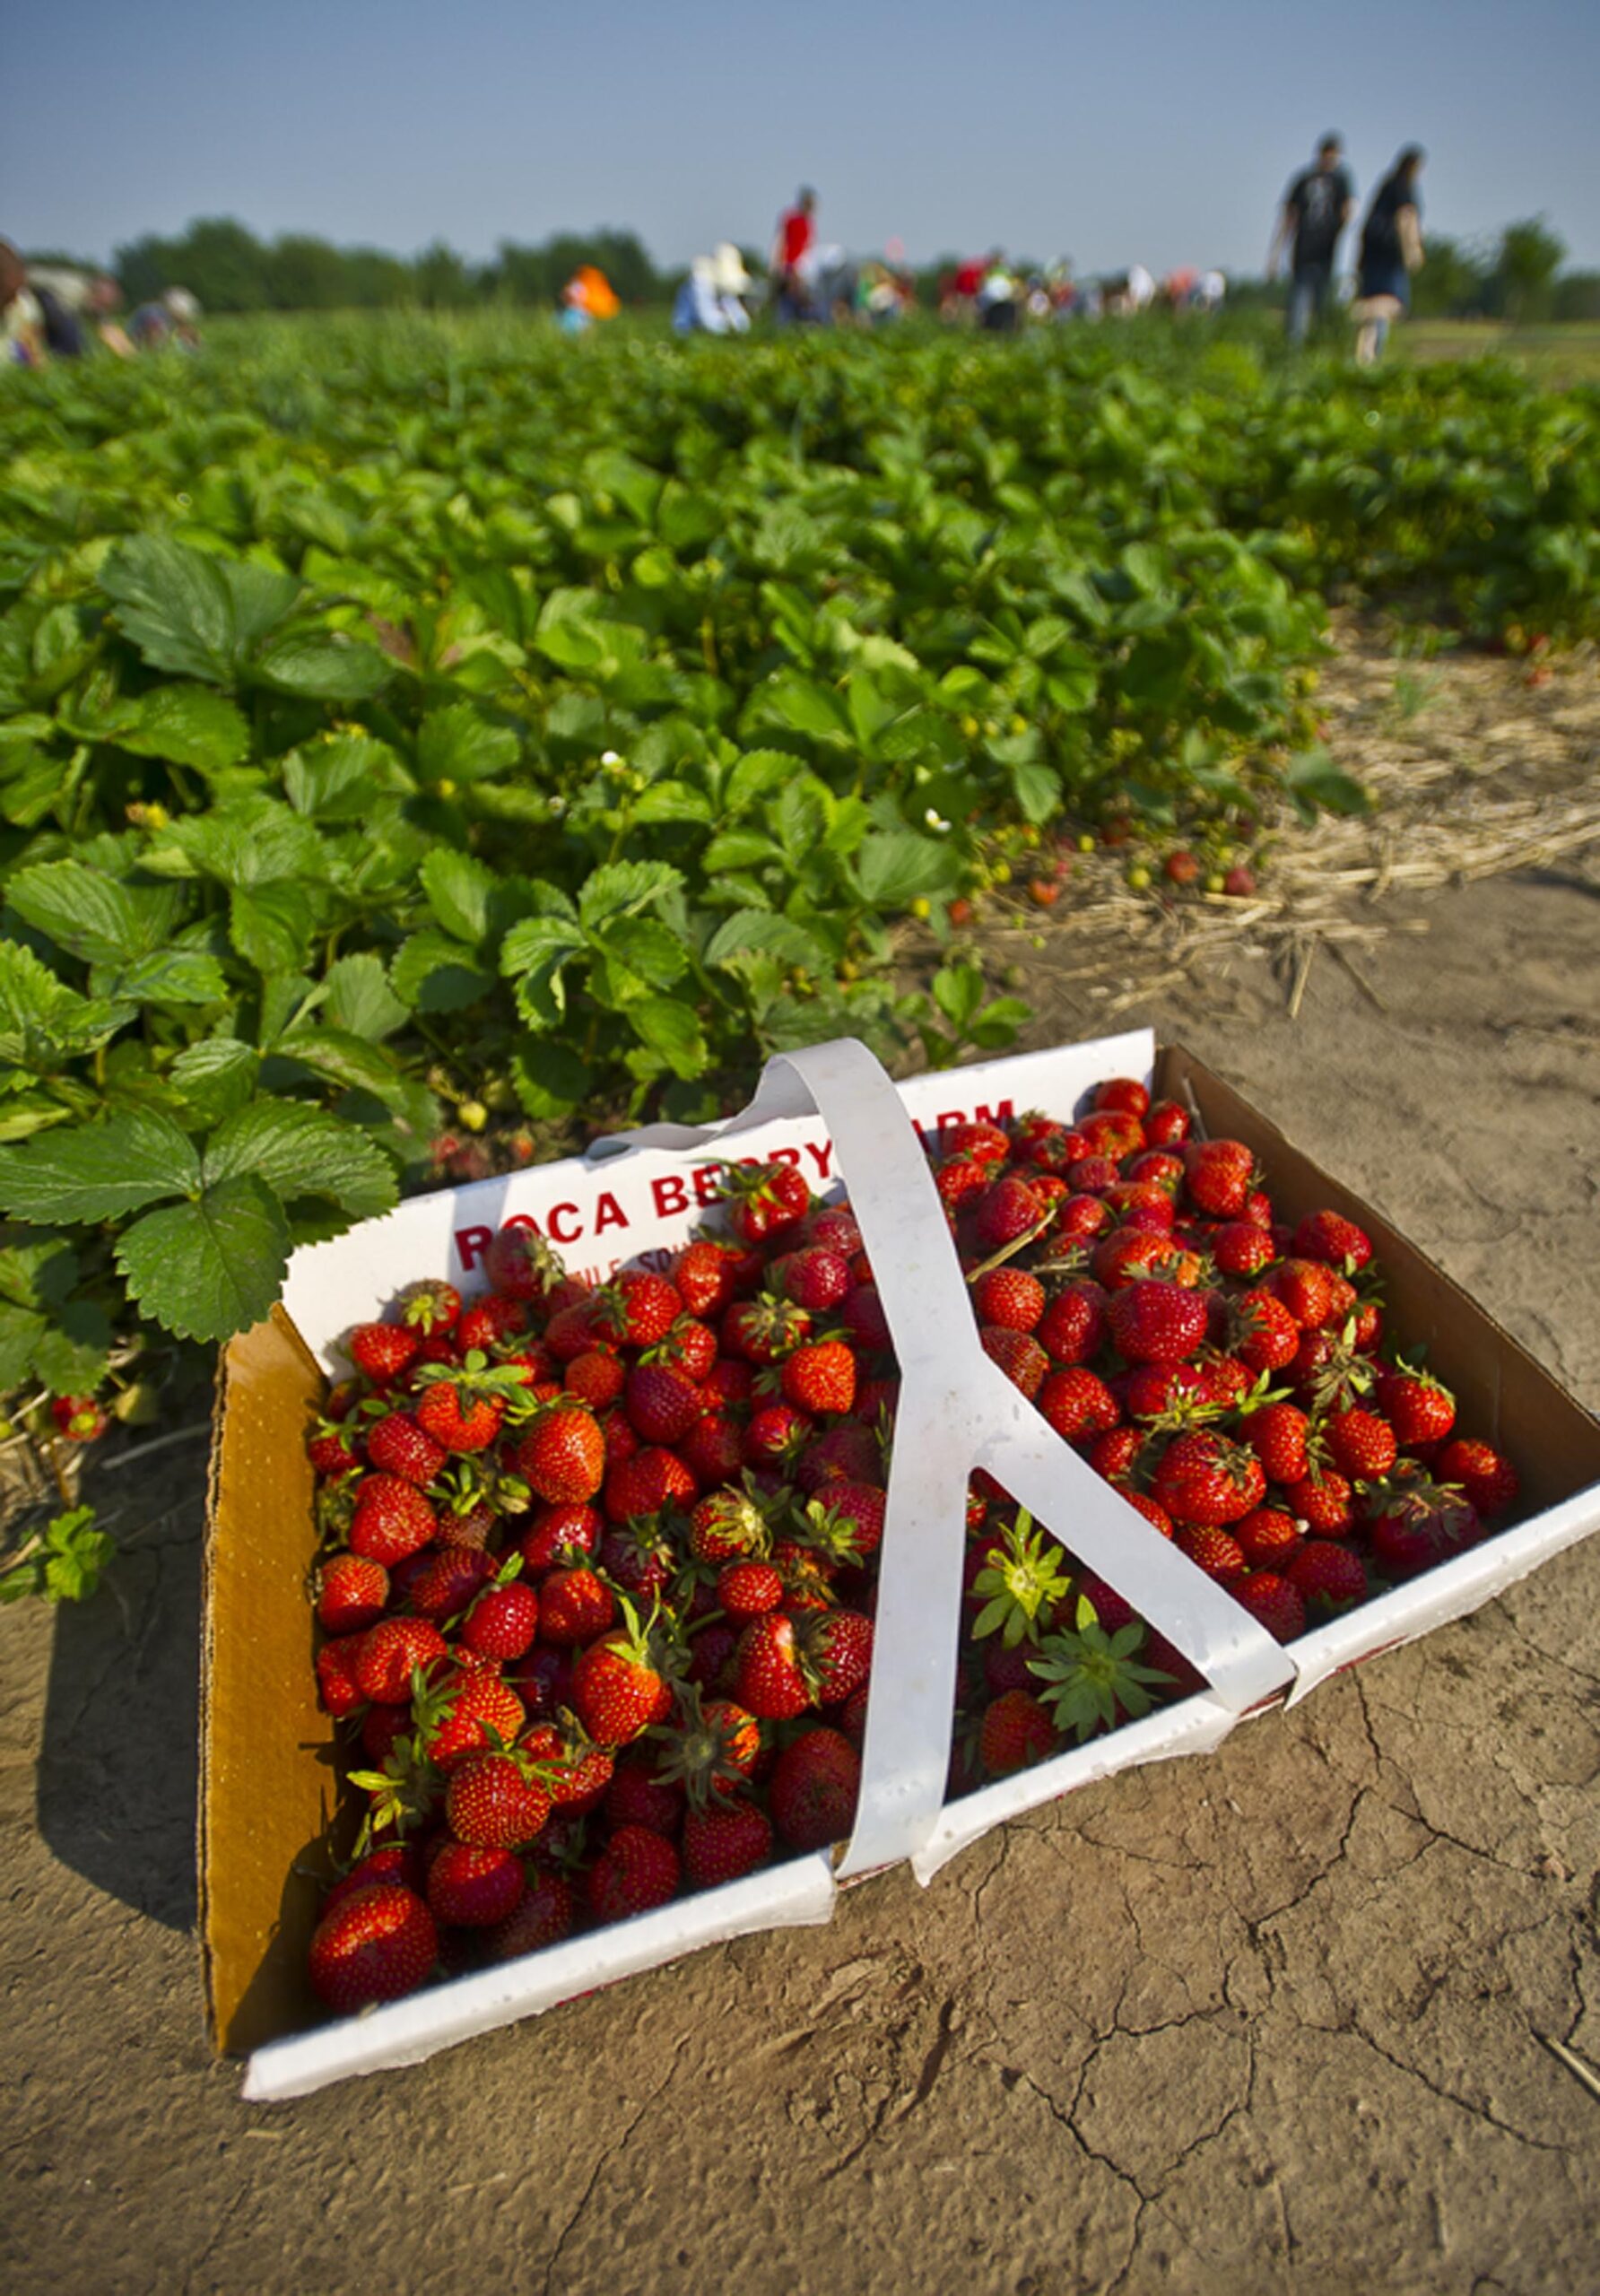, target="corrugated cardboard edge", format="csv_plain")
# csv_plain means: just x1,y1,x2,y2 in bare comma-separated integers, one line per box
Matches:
201,1303,341,2056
